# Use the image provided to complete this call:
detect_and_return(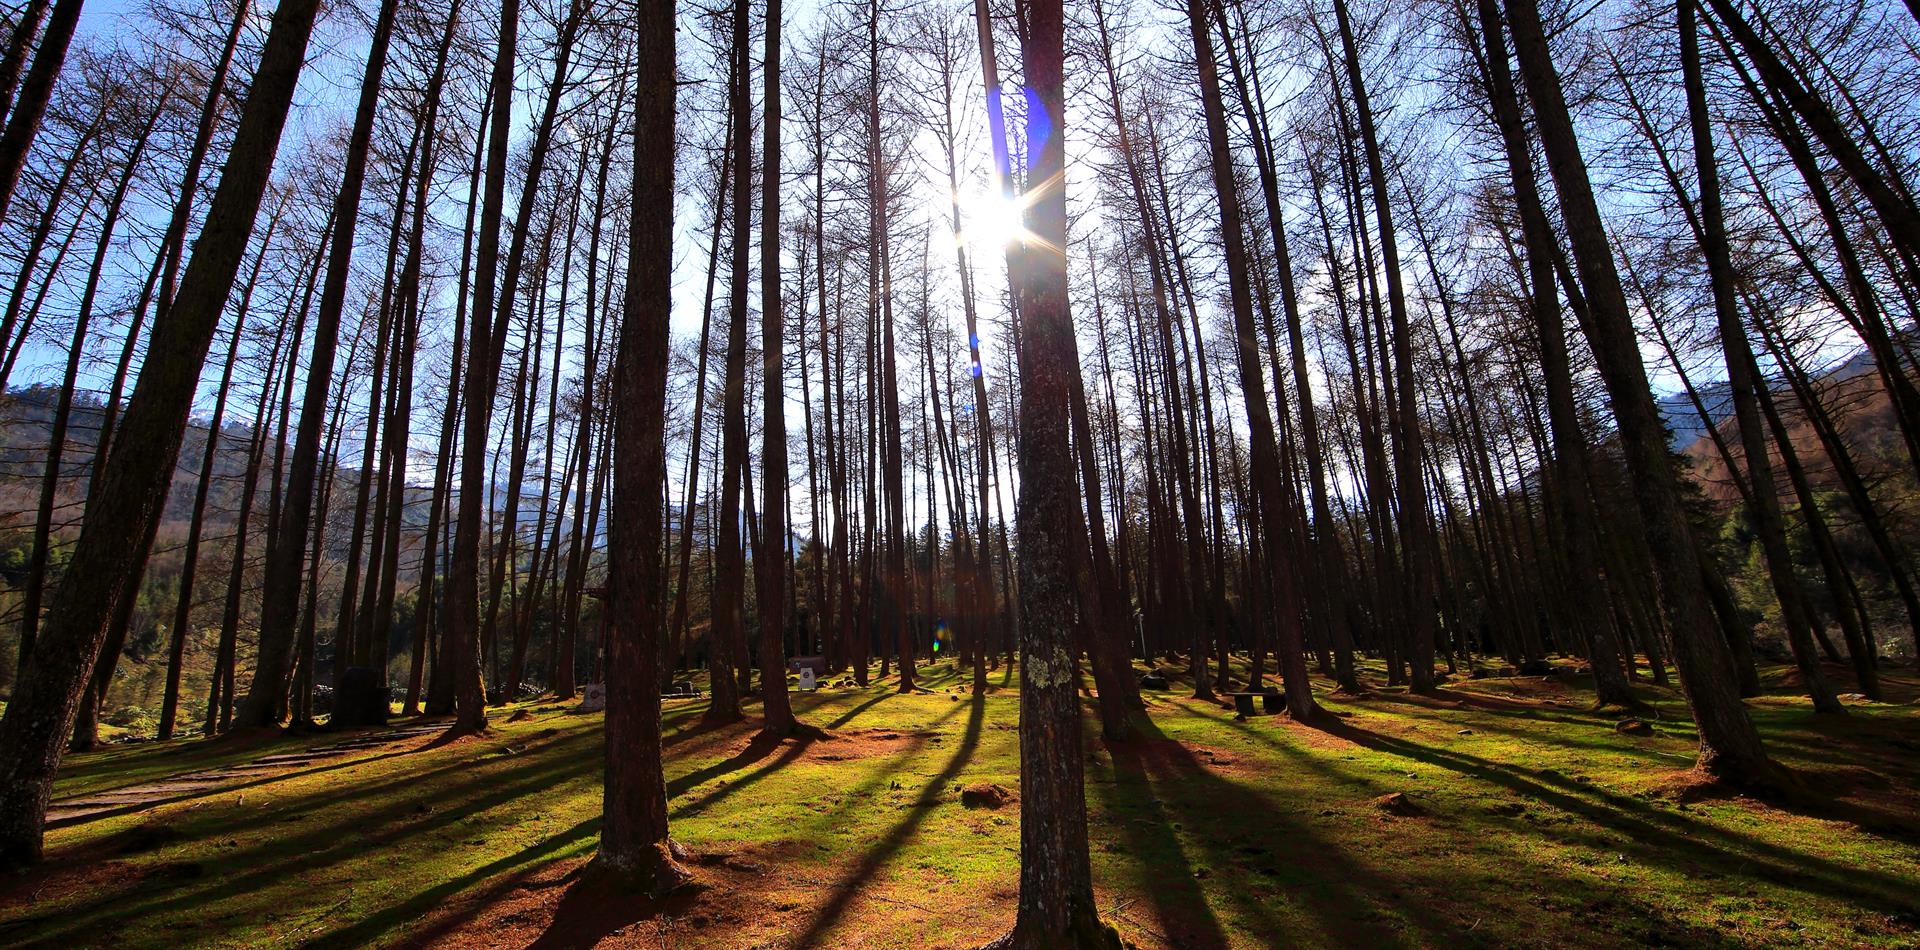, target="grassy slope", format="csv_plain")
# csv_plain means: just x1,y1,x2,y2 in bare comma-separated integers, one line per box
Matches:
1,659,1917,949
